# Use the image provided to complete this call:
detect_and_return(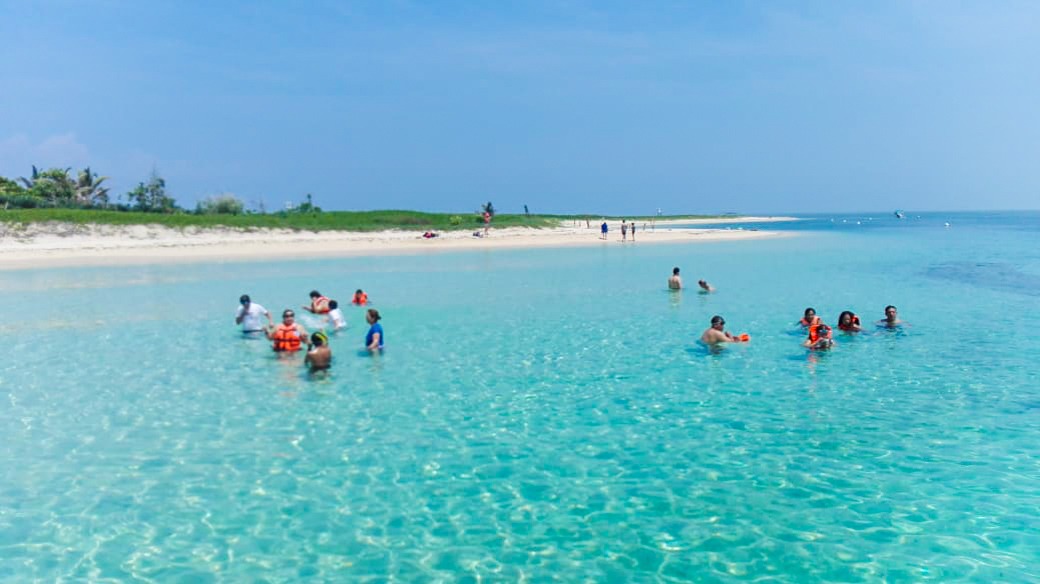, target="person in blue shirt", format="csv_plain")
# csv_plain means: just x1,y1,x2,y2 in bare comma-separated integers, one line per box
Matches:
600,220,608,240
365,309,384,352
